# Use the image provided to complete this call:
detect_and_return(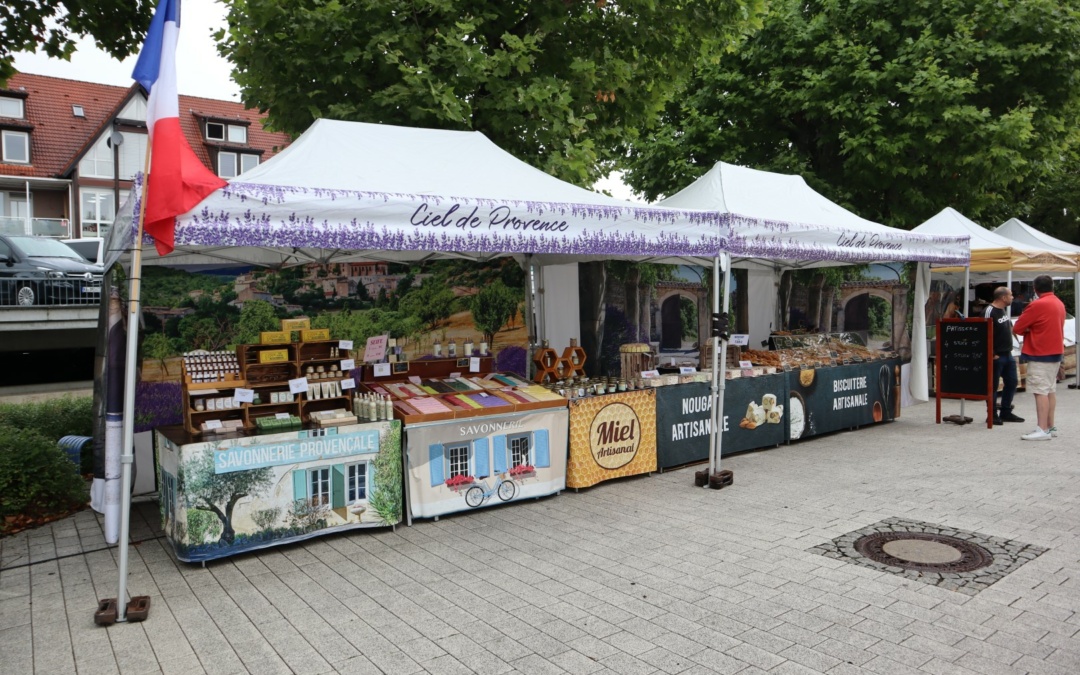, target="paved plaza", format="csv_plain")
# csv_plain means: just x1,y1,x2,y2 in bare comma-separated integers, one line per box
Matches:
2,392,1079,675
